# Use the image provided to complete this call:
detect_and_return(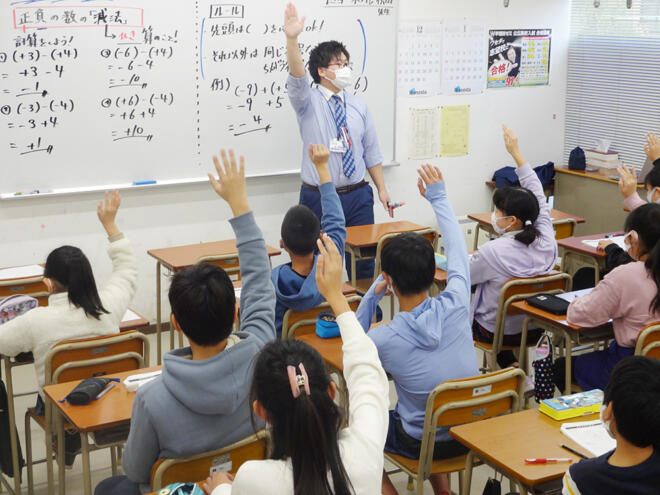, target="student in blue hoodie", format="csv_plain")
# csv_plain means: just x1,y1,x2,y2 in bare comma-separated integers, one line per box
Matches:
94,149,276,495
356,164,479,495
271,143,346,336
